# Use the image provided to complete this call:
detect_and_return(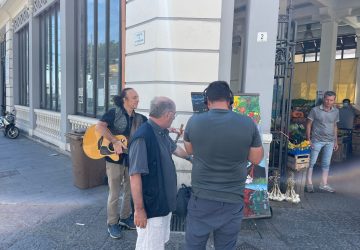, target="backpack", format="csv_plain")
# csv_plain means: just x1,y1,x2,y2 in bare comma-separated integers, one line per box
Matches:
175,184,192,217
